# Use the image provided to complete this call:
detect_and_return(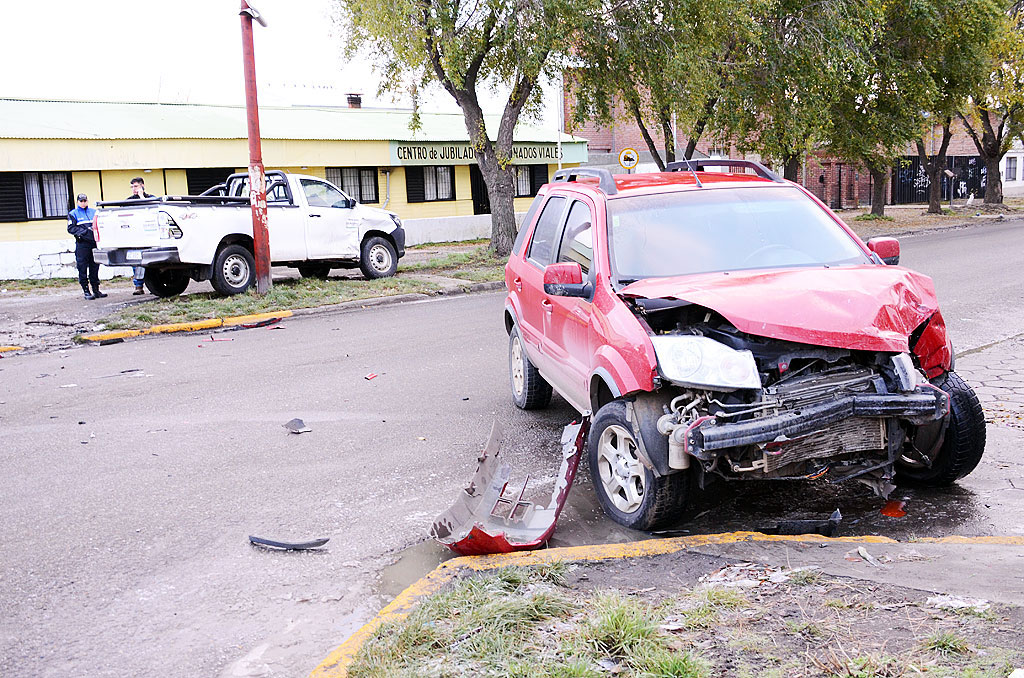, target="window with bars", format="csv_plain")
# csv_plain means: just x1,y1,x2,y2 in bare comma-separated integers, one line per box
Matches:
0,171,72,222
514,165,548,198
405,166,456,202
326,167,379,203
